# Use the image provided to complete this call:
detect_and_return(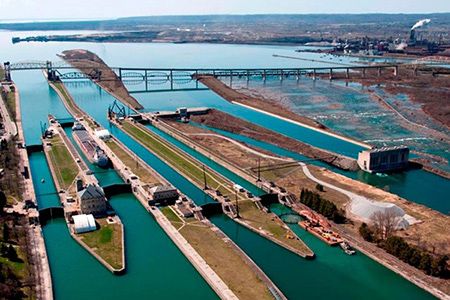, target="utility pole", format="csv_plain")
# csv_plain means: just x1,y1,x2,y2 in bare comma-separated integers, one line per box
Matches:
235,189,239,218
202,165,208,190
257,158,261,182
